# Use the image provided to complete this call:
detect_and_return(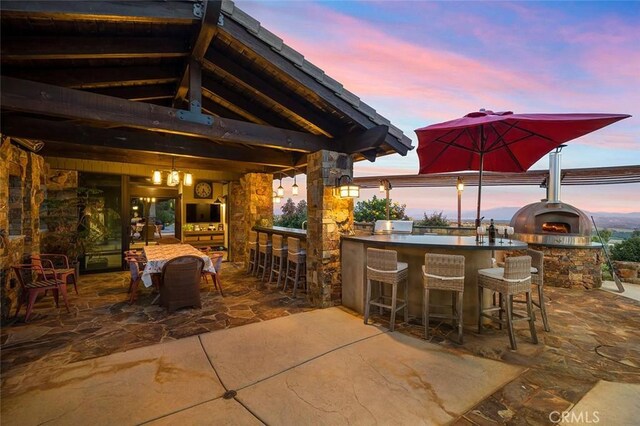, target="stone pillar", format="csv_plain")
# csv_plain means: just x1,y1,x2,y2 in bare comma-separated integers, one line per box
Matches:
306,150,354,308
228,173,273,263
0,137,44,321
